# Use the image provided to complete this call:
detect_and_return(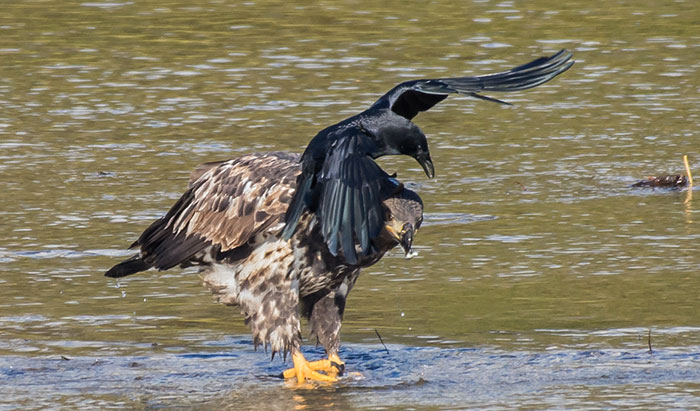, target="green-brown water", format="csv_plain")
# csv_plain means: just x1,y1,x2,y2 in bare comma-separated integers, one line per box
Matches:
1,0,699,408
